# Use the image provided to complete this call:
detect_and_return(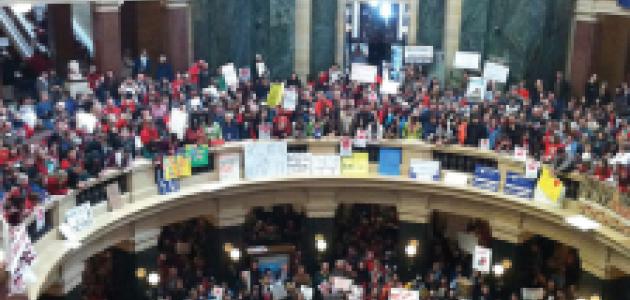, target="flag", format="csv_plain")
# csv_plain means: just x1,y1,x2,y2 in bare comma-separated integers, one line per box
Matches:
534,166,564,206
